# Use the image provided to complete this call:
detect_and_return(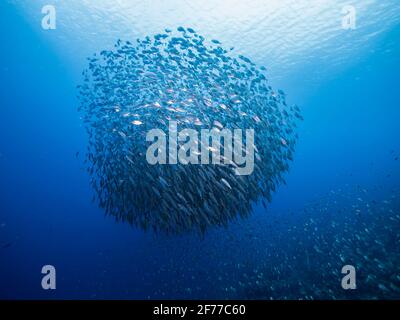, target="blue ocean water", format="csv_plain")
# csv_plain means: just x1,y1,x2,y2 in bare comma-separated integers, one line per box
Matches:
0,1,399,299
